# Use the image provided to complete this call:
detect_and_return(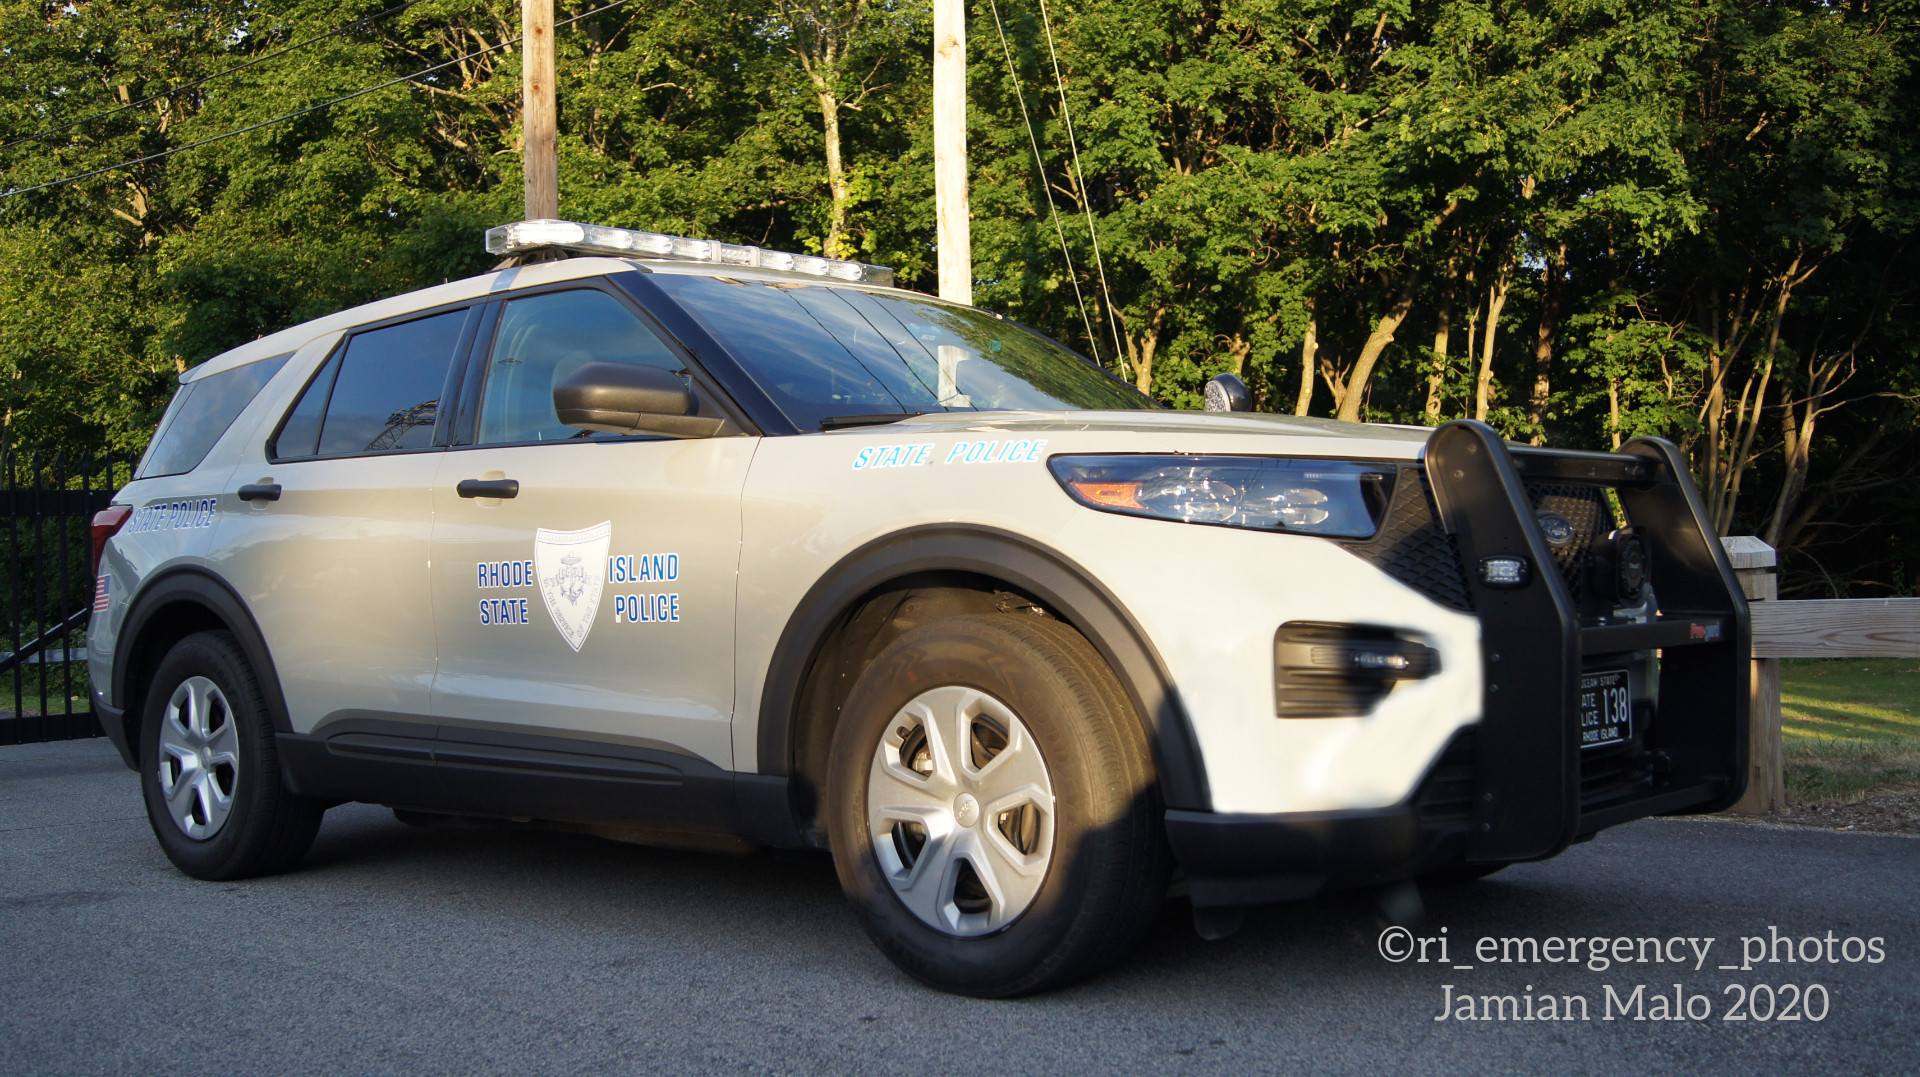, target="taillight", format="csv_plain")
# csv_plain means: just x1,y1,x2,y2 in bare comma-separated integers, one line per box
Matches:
90,506,132,575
